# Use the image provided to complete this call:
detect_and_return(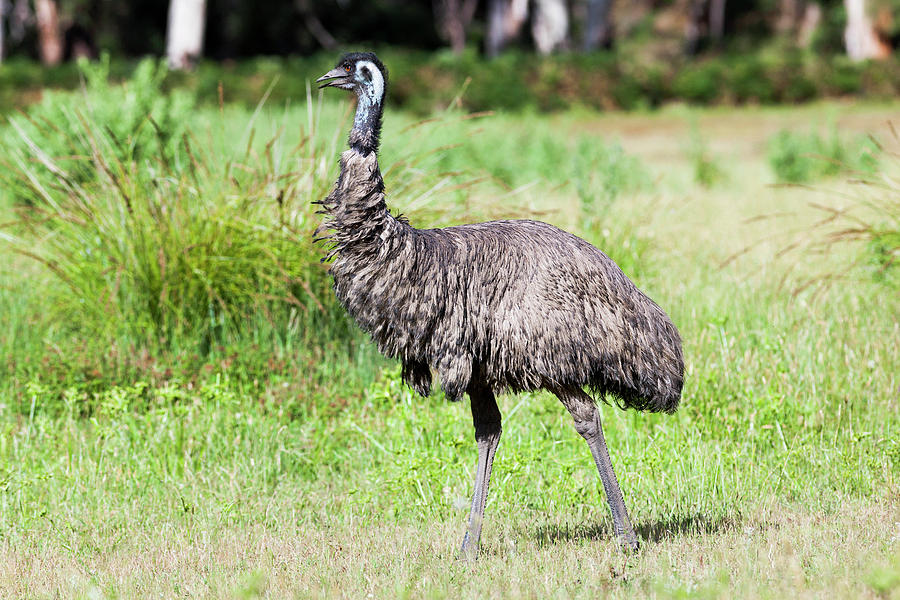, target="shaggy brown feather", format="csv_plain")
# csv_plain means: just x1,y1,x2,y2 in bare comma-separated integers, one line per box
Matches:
316,149,684,413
